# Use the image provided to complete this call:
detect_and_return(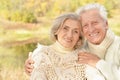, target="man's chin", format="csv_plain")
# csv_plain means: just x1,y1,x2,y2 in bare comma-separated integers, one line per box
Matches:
88,39,98,44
